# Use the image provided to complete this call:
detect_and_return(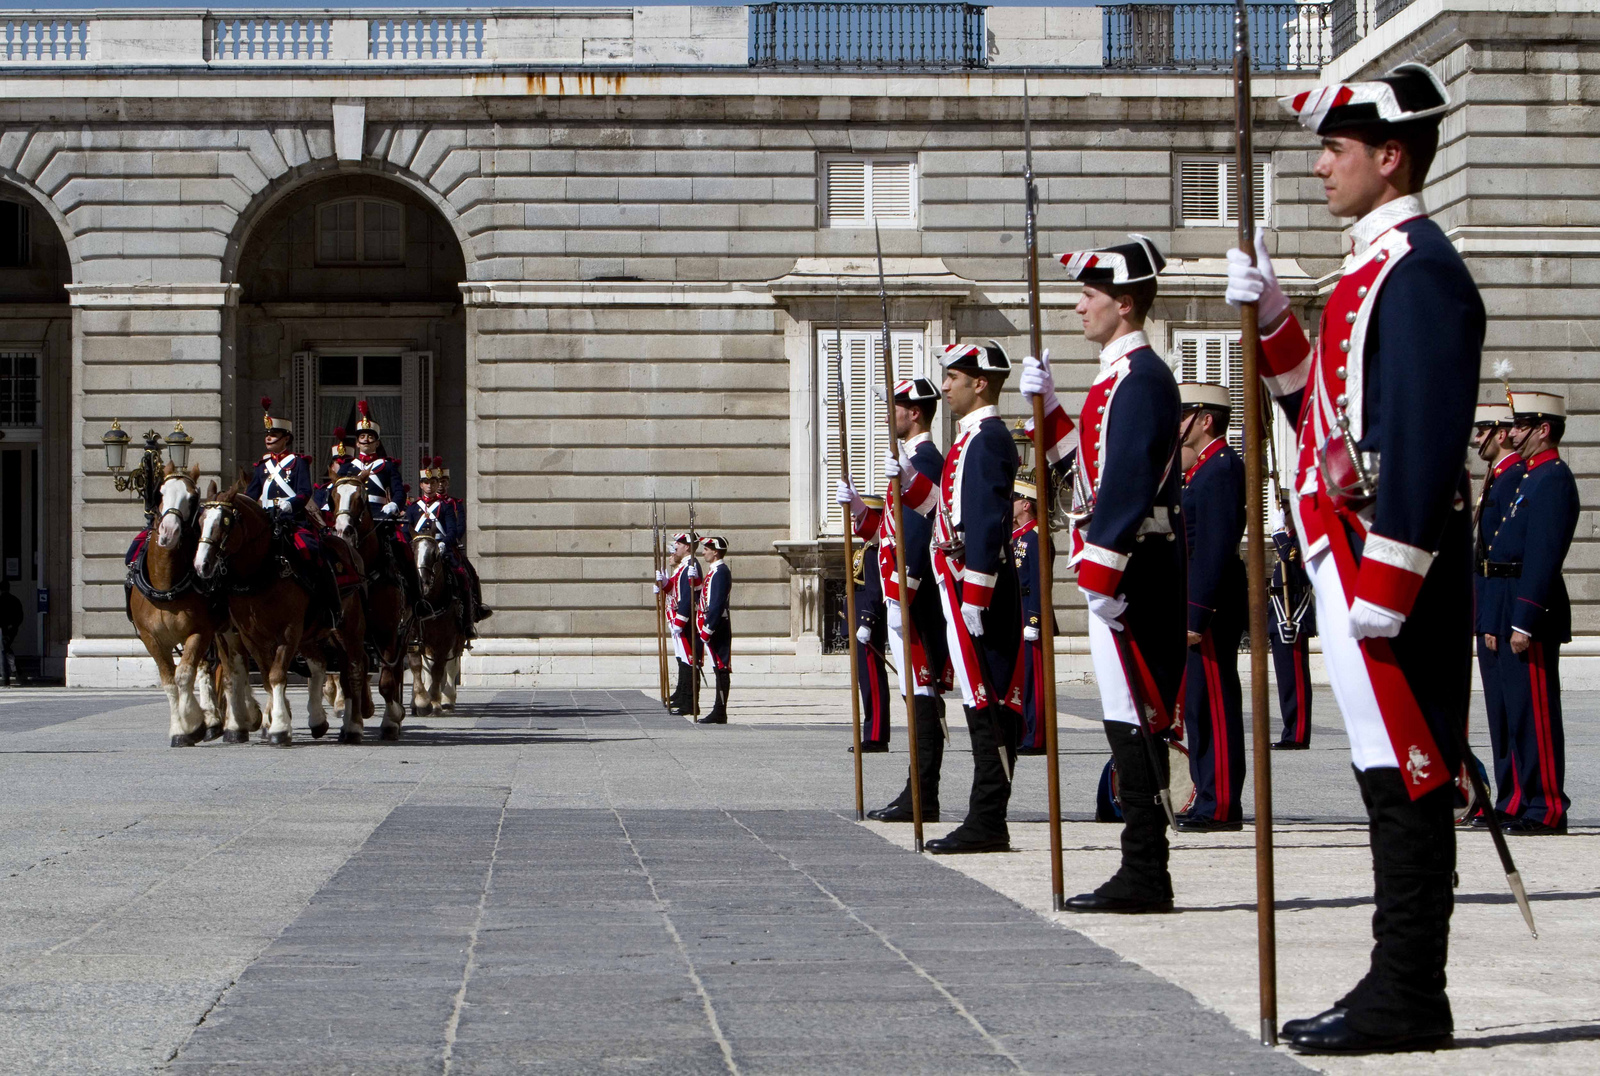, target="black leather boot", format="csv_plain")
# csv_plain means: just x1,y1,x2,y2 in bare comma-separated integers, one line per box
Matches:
868,694,945,822
927,704,1018,853
698,669,729,724
1064,721,1173,913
